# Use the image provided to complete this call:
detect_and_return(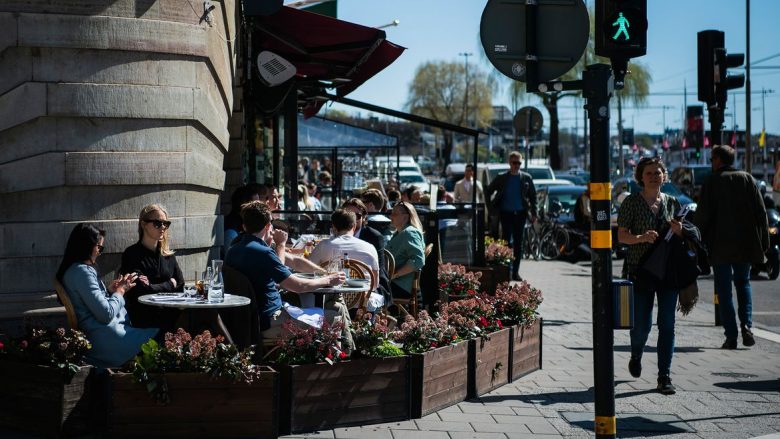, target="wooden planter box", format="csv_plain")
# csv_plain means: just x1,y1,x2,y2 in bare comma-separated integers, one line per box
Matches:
509,318,543,382
468,328,511,398
489,263,511,287
0,361,92,438
108,367,278,439
279,357,410,434
409,340,469,418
